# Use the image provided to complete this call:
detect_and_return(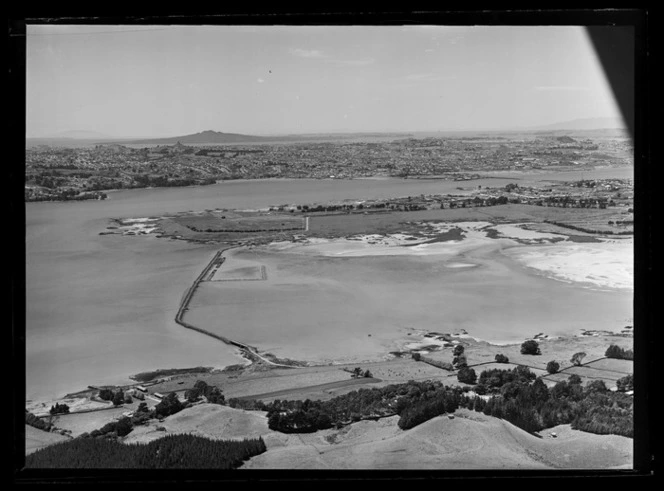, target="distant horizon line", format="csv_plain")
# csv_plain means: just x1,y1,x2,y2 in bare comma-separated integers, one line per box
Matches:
29,117,627,140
